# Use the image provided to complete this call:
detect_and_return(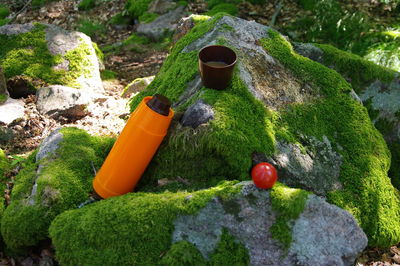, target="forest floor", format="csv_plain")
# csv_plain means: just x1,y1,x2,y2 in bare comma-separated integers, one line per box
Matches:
1,0,399,265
